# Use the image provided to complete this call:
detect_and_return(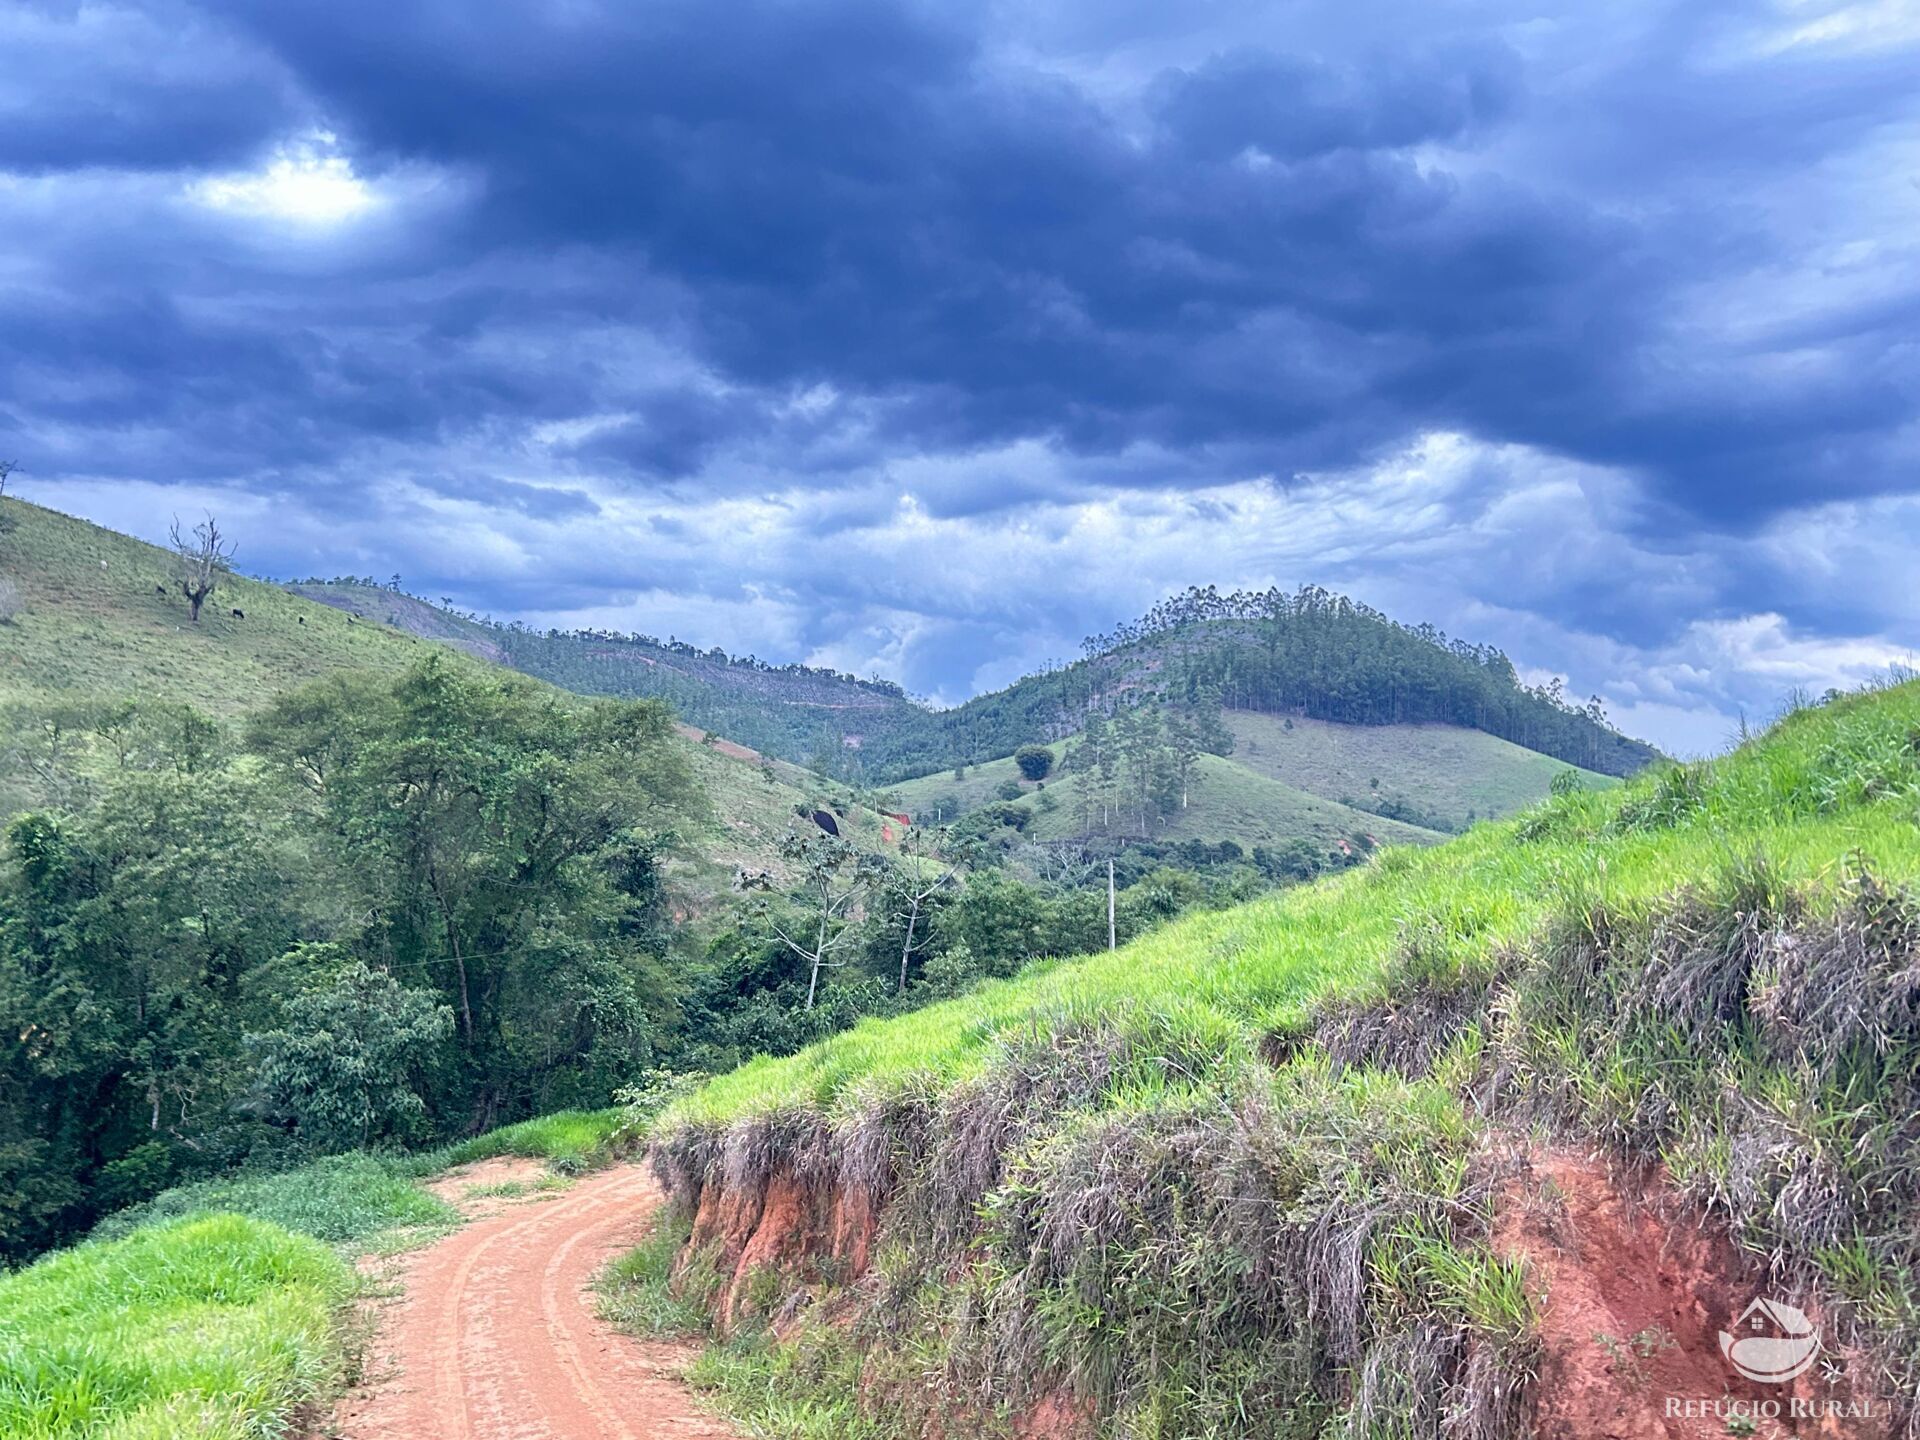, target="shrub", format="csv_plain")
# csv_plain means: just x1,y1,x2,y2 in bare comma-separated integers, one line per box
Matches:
245,956,452,1151
1013,744,1054,781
